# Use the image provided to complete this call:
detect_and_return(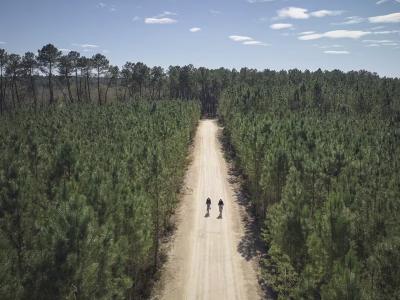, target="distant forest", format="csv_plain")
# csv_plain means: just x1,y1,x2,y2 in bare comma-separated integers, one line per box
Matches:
0,44,224,116
2,44,399,118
